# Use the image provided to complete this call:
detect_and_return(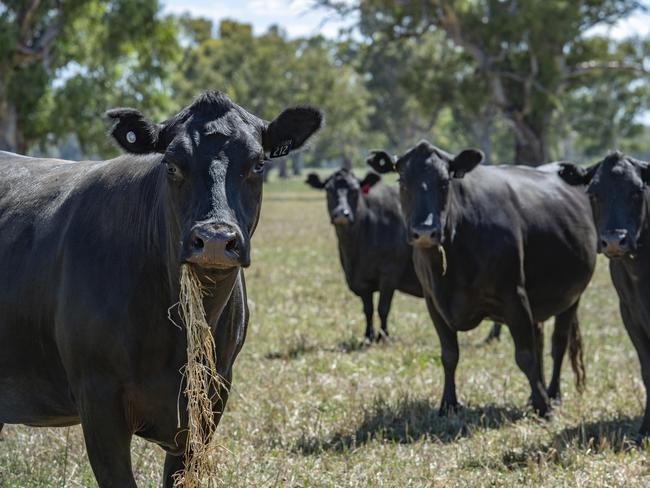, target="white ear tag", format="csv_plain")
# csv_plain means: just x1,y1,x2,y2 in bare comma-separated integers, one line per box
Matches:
126,131,137,144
